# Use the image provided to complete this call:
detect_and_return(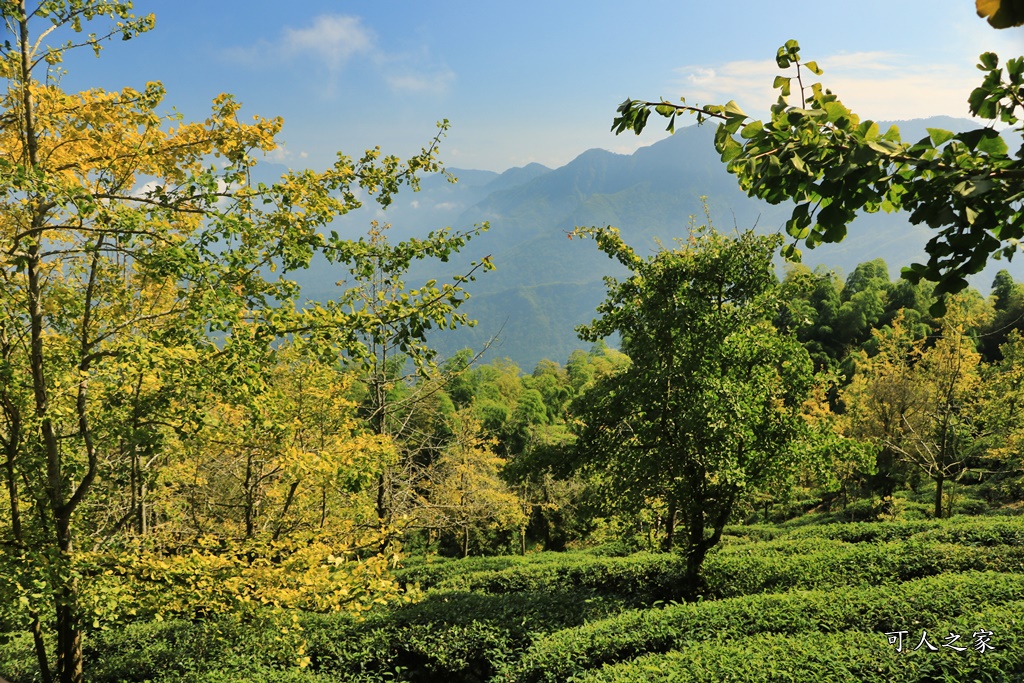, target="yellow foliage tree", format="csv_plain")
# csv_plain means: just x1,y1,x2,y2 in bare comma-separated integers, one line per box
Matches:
0,4,481,682
422,410,526,557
